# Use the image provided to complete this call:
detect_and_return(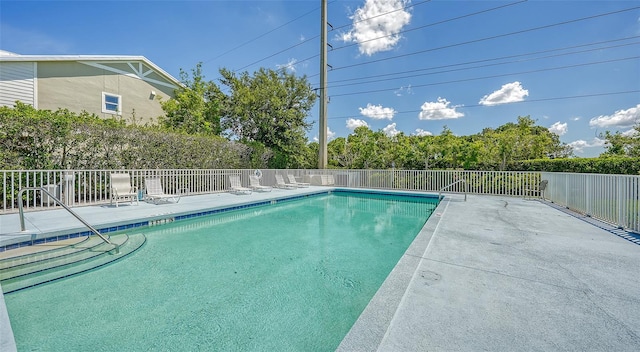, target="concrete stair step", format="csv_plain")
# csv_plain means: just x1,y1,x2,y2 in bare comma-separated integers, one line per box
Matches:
0,236,106,271
0,233,146,294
